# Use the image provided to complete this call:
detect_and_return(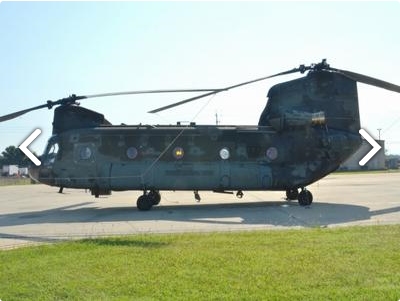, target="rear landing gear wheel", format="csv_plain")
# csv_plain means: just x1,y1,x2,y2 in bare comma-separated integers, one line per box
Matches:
148,190,161,205
137,194,153,211
298,189,313,206
286,189,299,201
